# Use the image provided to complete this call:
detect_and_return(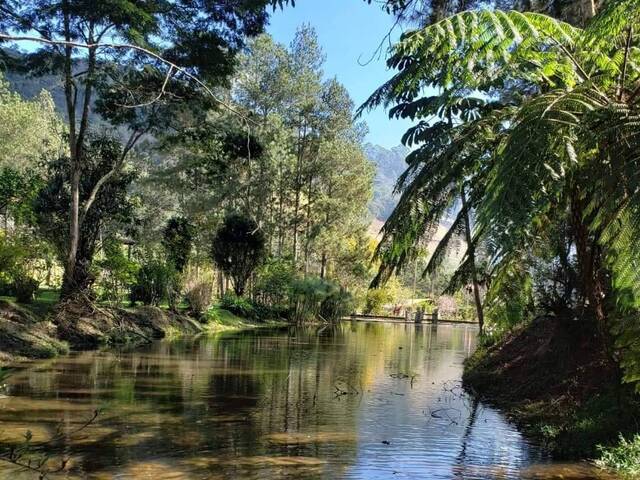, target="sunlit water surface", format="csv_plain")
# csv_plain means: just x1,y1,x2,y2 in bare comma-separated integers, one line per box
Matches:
0,322,618,479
